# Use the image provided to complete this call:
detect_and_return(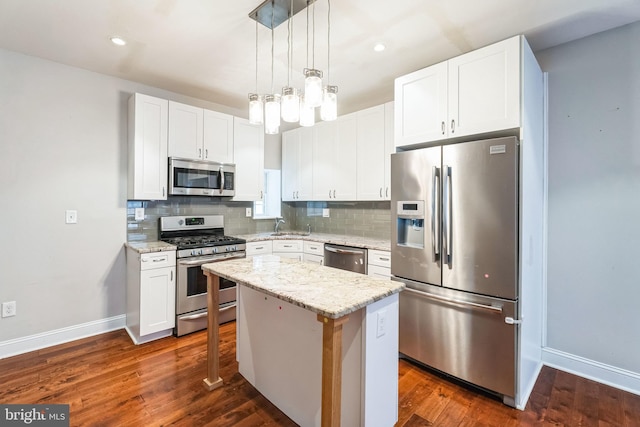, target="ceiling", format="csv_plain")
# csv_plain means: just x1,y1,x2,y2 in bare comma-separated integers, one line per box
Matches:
2,0,640,116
